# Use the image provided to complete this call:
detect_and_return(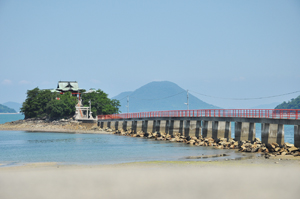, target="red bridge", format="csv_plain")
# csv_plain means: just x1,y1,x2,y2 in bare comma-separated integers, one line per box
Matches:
98,109,300,120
